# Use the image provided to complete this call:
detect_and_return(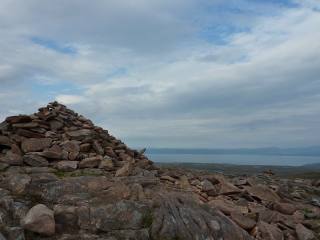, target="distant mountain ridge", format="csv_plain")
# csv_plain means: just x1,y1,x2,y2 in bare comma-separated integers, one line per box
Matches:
146,146,320,156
